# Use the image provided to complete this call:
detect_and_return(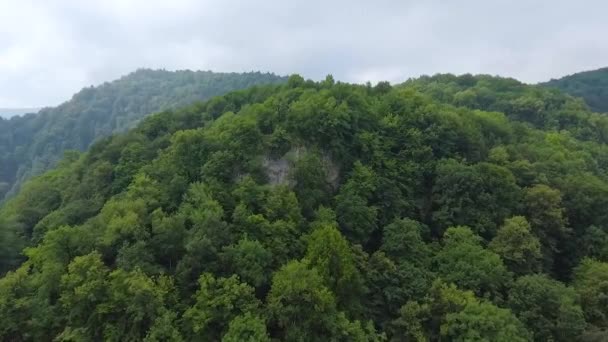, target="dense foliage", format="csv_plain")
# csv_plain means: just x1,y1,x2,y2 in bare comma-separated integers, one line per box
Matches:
542,67,608,113
0,69,286,200
2,73,608,341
